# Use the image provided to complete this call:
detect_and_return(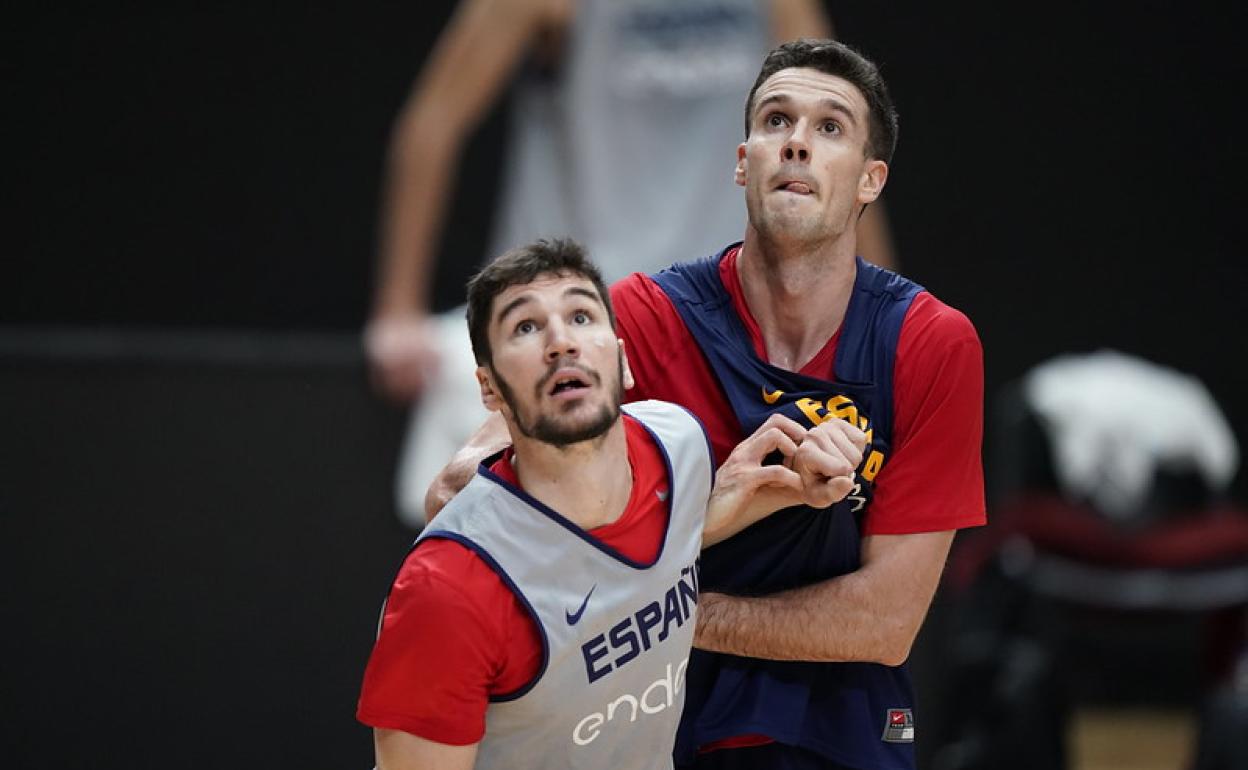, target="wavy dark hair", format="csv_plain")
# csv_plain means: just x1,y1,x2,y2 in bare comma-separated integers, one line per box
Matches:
466,238,613,366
